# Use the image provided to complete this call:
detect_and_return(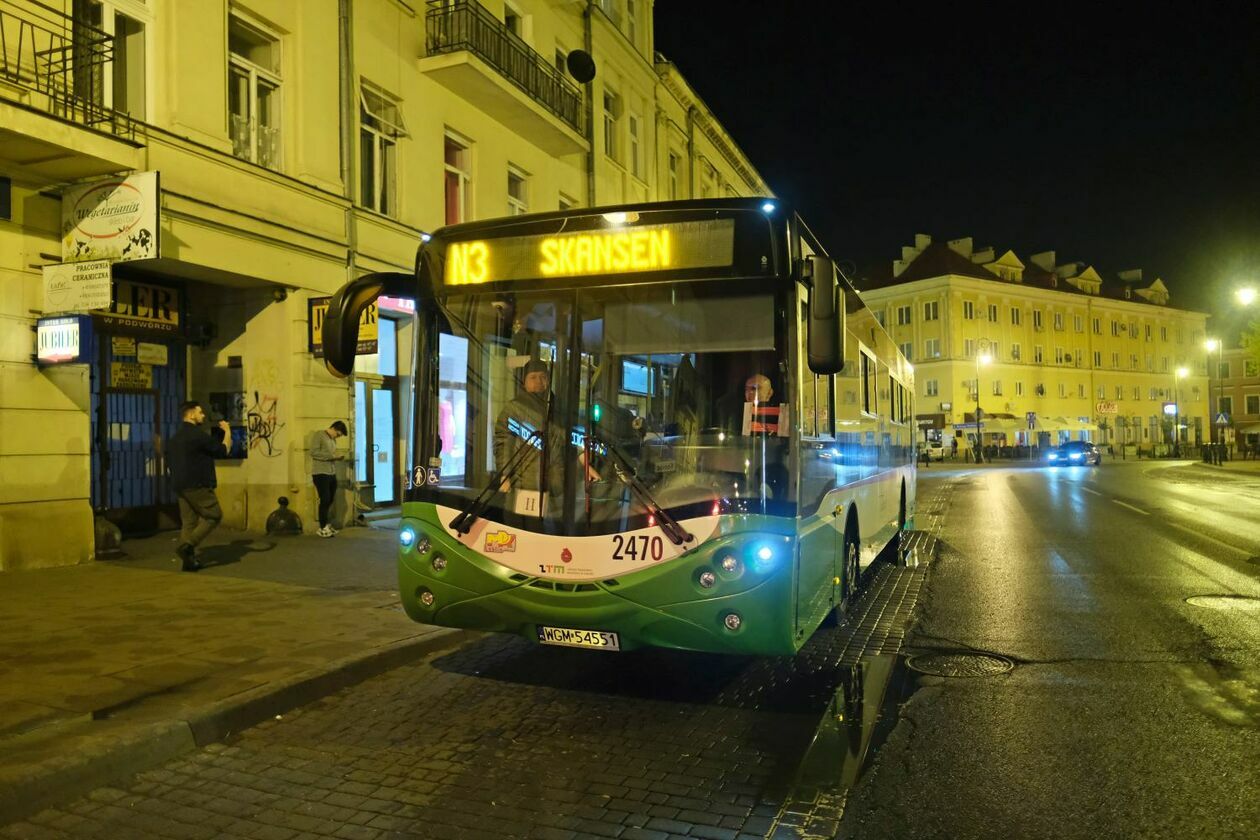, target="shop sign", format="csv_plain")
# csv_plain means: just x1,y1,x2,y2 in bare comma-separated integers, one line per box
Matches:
61,171,159,263
1162,402,1177,416
42,259,112,313
308,296,378,356
36,316,93,365
112,337,137,356
136,342,168,365
915,413,946,429
1095,401,1118,415
92,279,181,336
110,361,153,389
